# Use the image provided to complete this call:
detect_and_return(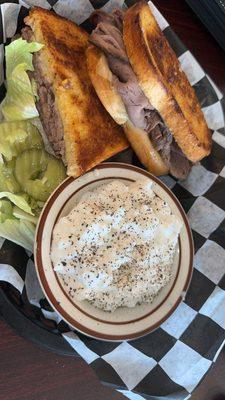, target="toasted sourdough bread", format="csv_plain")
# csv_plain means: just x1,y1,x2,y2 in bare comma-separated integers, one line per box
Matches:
86,45,169,175
24,7,128,177
124,2,211,163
